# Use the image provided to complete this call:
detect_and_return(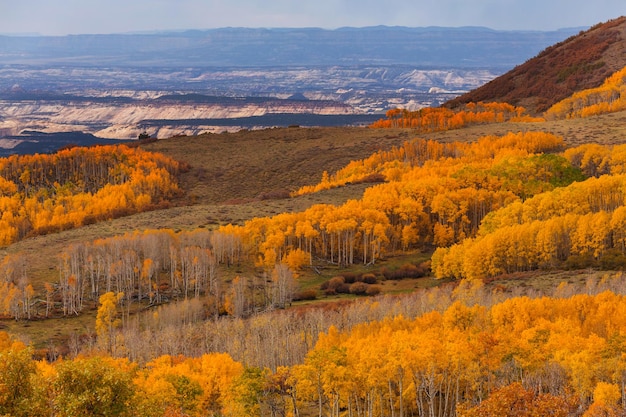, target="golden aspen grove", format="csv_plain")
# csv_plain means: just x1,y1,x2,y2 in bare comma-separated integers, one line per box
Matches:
546,66,626,120
0,144,182,244
8,25,626,416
